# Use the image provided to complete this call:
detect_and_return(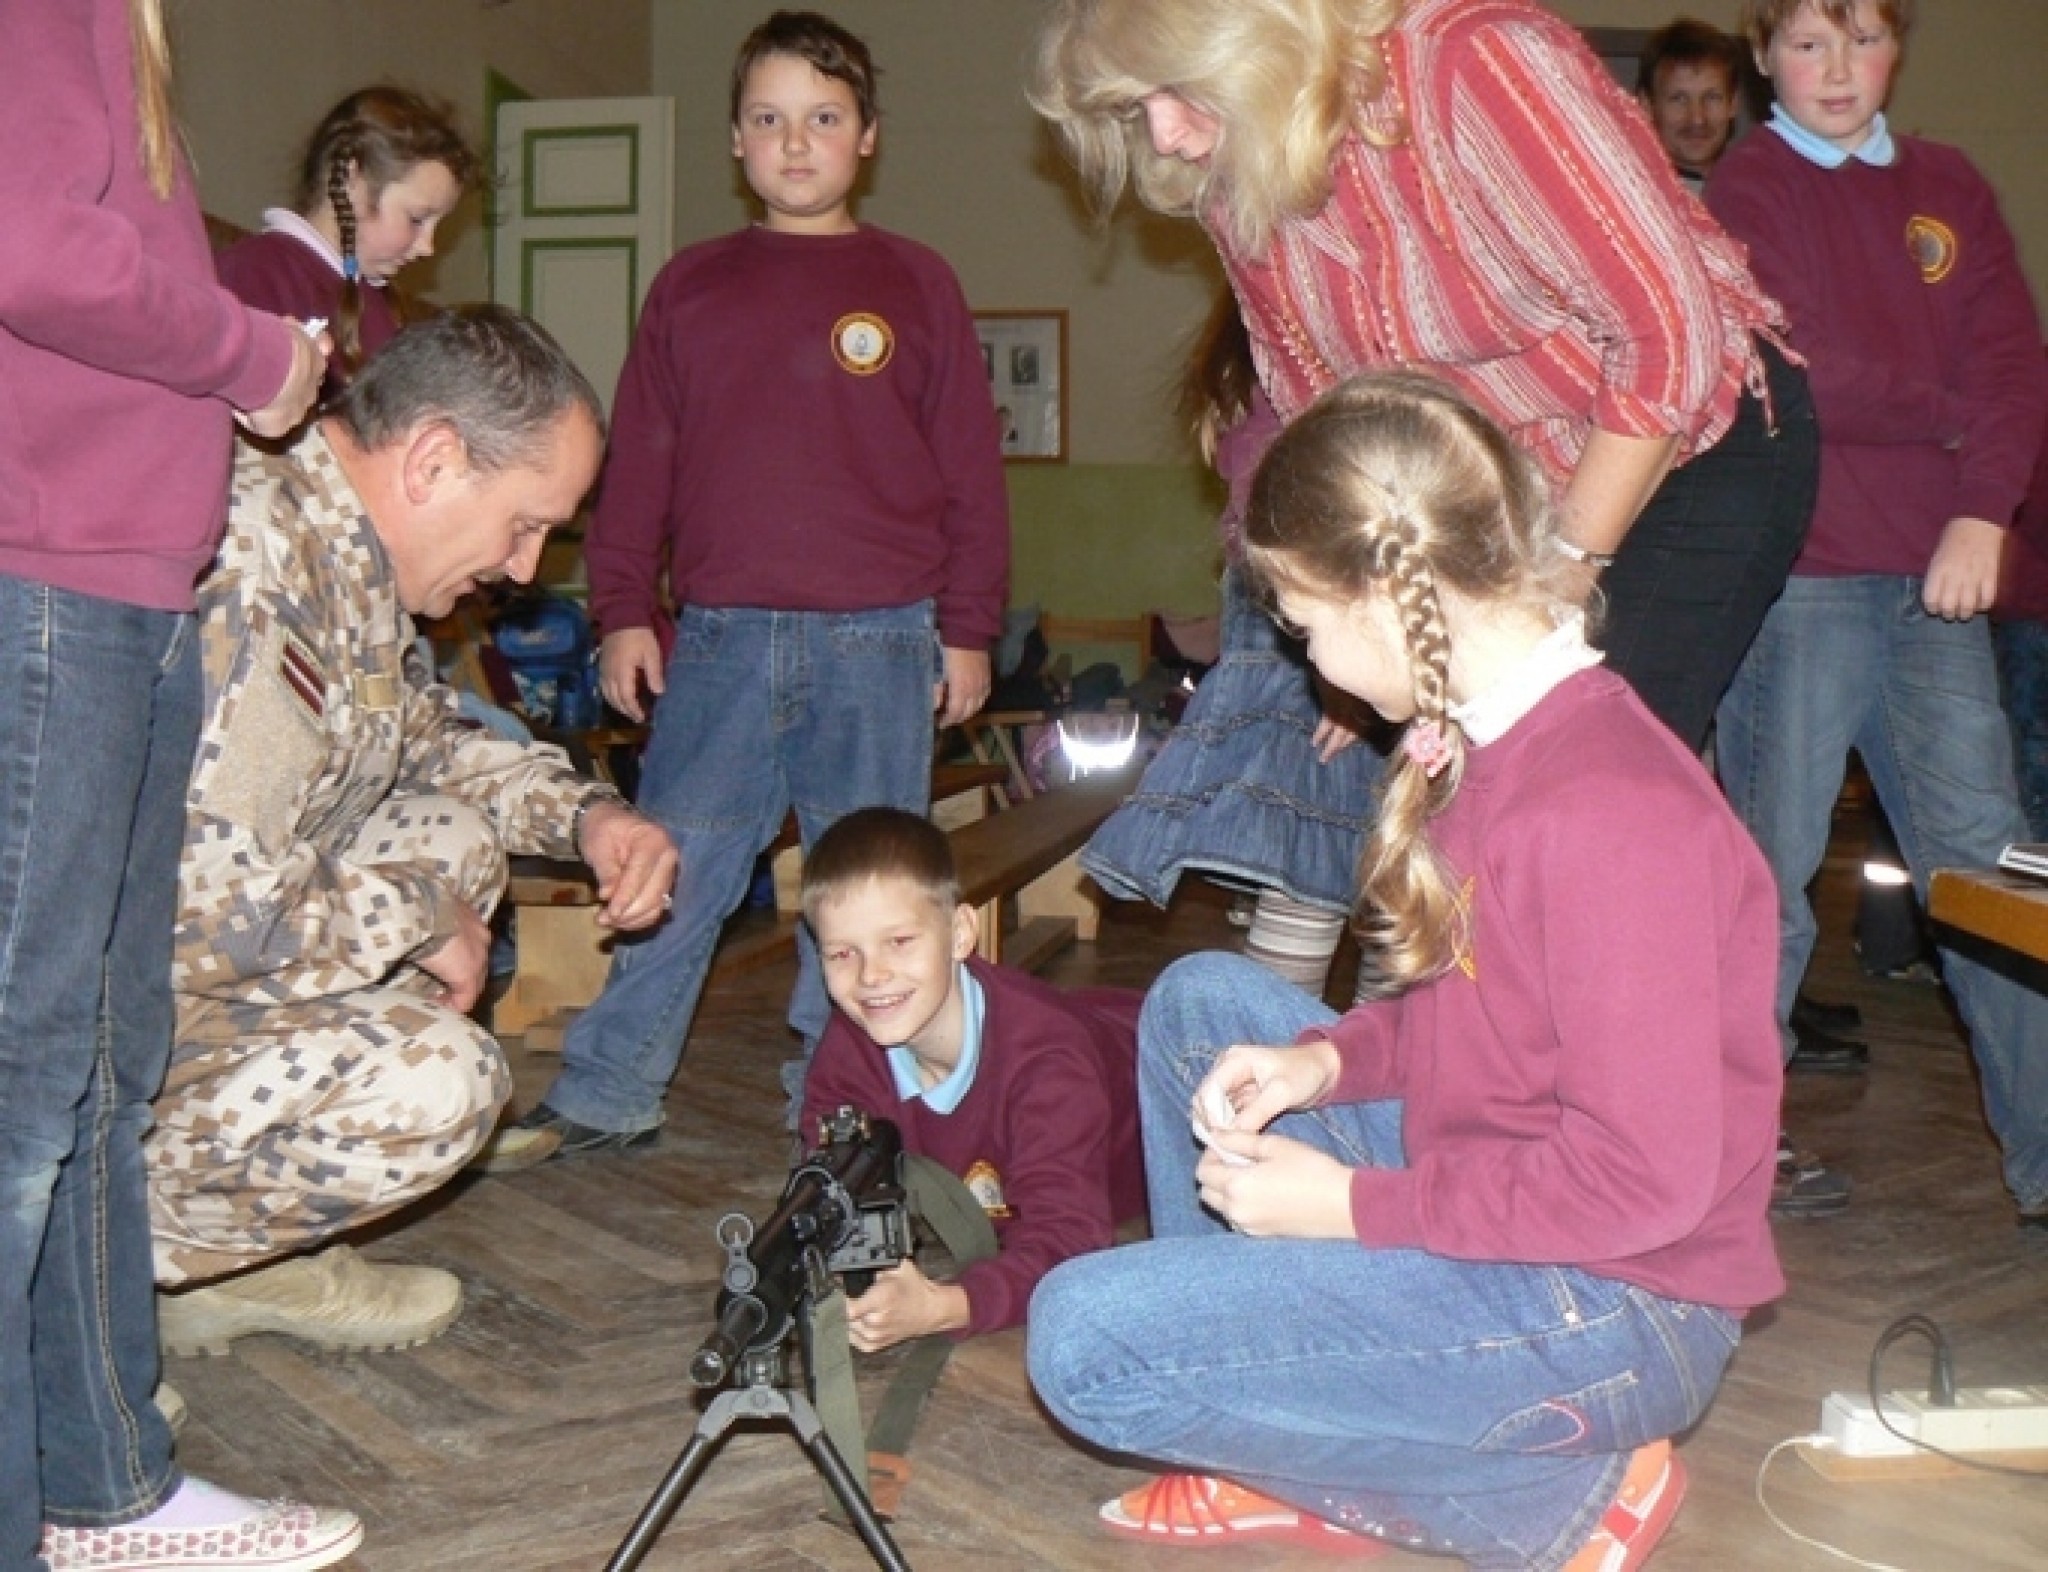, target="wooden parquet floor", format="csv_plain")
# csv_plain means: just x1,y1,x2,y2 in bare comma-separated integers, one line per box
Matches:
167,817,2048,1571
